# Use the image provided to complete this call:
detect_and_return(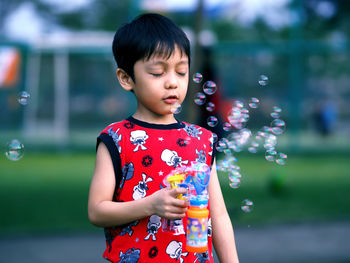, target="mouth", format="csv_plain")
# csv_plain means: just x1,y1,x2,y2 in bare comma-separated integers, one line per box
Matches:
163,95,179,104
